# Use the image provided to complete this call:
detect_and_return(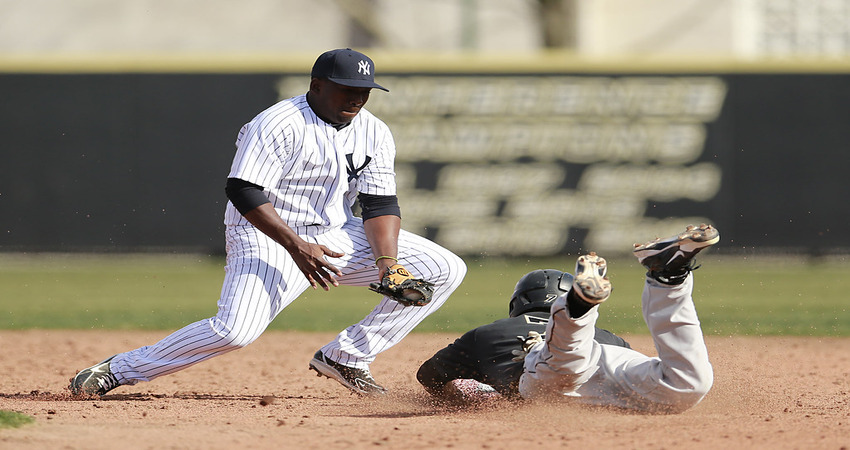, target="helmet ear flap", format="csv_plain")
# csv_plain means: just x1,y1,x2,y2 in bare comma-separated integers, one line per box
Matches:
558,272,575,293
